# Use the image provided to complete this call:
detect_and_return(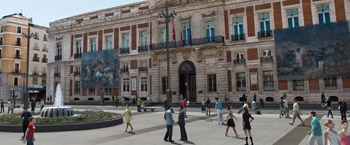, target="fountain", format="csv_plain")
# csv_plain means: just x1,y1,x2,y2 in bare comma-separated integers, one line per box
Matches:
40,83,74,118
